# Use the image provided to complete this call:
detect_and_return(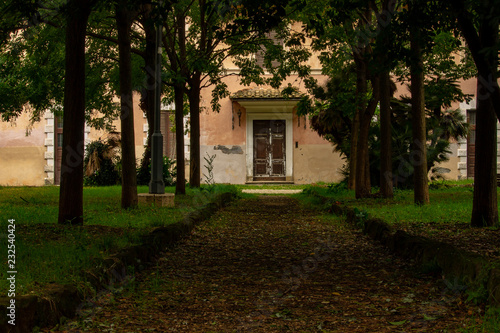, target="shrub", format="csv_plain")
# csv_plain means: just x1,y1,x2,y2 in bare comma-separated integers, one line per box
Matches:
83,138,121,186
136,156,177,186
